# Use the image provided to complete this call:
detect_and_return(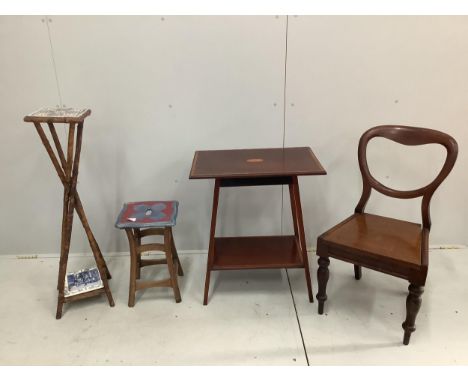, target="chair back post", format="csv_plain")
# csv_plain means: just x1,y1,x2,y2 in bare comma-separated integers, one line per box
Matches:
355,125,458,230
